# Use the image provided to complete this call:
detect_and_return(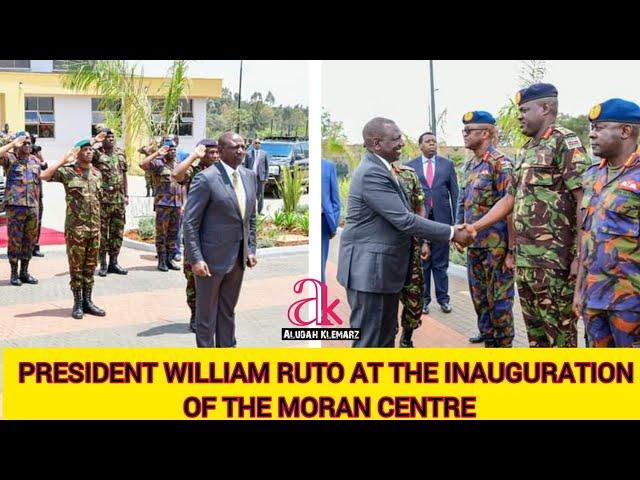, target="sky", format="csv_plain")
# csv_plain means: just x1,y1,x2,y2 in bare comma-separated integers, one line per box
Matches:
134,60,308,107
322,60,640,146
